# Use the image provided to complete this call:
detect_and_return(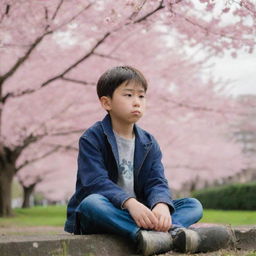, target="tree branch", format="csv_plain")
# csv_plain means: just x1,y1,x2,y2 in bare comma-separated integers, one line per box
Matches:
0,31,52,89
17,175,41,188
53,3,93,32
42,142,78,152
133,0,164,23
13,127,82,168
127,0,147,21
106,0,165,56
13,133,46,161
49,129,84,137
164,97,244,117
51,0,65,20
0,4,10,23
169,1,255,43
1,89,34,104
44,7,49,22
61,77,95,86
16,145,61,172
170,98,218,112
14,128,83,167
179,13,240,41
41,32,111,88
93,52,122,61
